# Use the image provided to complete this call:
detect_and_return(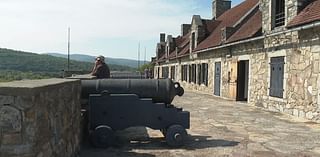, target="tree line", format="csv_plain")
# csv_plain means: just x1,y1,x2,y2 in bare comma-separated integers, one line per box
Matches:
0,48,136,81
